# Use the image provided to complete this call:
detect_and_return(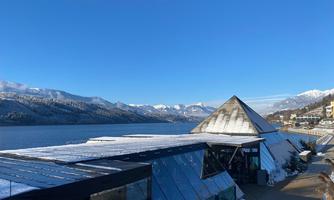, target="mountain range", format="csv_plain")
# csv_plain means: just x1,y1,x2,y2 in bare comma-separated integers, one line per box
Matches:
0,81,214,125
0,80,333,125
263,89,334,114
